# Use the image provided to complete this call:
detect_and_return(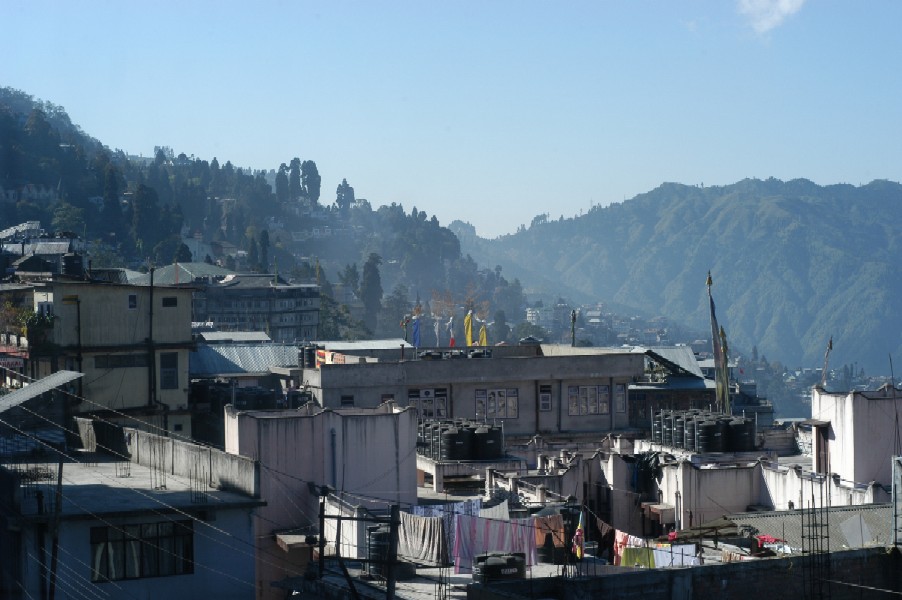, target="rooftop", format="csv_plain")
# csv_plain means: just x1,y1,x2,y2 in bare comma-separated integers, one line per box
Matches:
3,452,263,521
